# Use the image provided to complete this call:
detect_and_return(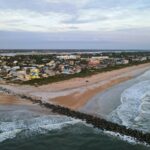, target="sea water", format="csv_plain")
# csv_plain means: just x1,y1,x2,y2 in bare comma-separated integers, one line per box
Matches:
0,105,149,150
0,106,80,143
108,70,150,133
